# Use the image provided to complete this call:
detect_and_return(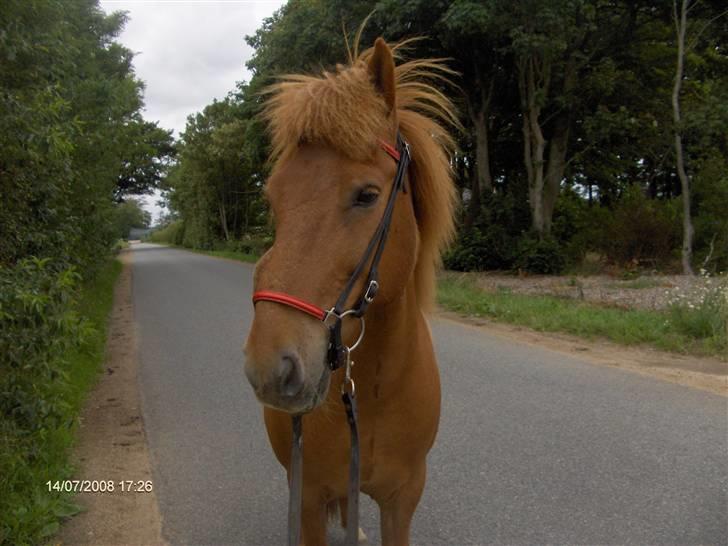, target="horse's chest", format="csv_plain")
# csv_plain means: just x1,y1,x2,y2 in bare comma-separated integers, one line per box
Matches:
357,394,439,491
